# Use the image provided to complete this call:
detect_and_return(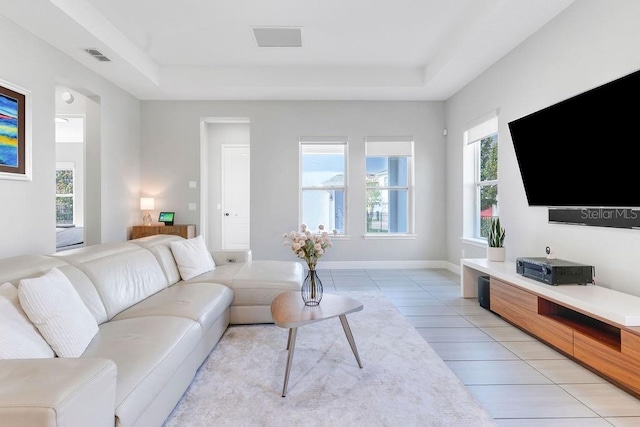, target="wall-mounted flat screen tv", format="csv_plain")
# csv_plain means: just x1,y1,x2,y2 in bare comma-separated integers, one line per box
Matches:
508,68,640,207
